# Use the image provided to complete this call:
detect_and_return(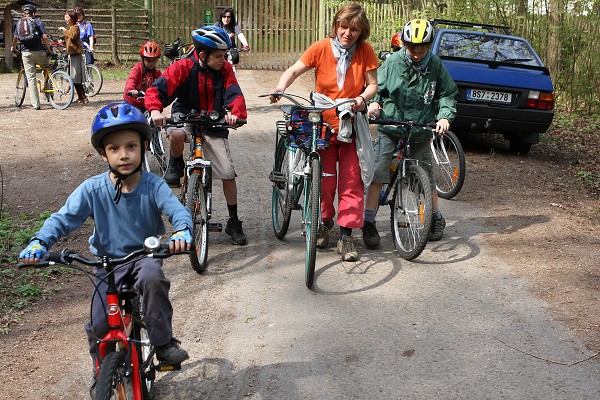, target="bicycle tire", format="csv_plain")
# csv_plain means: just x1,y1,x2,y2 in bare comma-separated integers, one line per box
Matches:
95,351,135,400
390,164,433,260
47,70,74,110
272,138,293,239
433,131,466,199
84,64,103,97
15,69,27,107
144,127,169,177
131,296,155,399
186,172,209,273
304,157,321,289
